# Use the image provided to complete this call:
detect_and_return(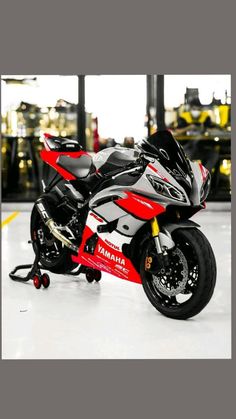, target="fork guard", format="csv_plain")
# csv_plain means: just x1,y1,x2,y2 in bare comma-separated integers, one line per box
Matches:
162,220,200,234
144,220,200,274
